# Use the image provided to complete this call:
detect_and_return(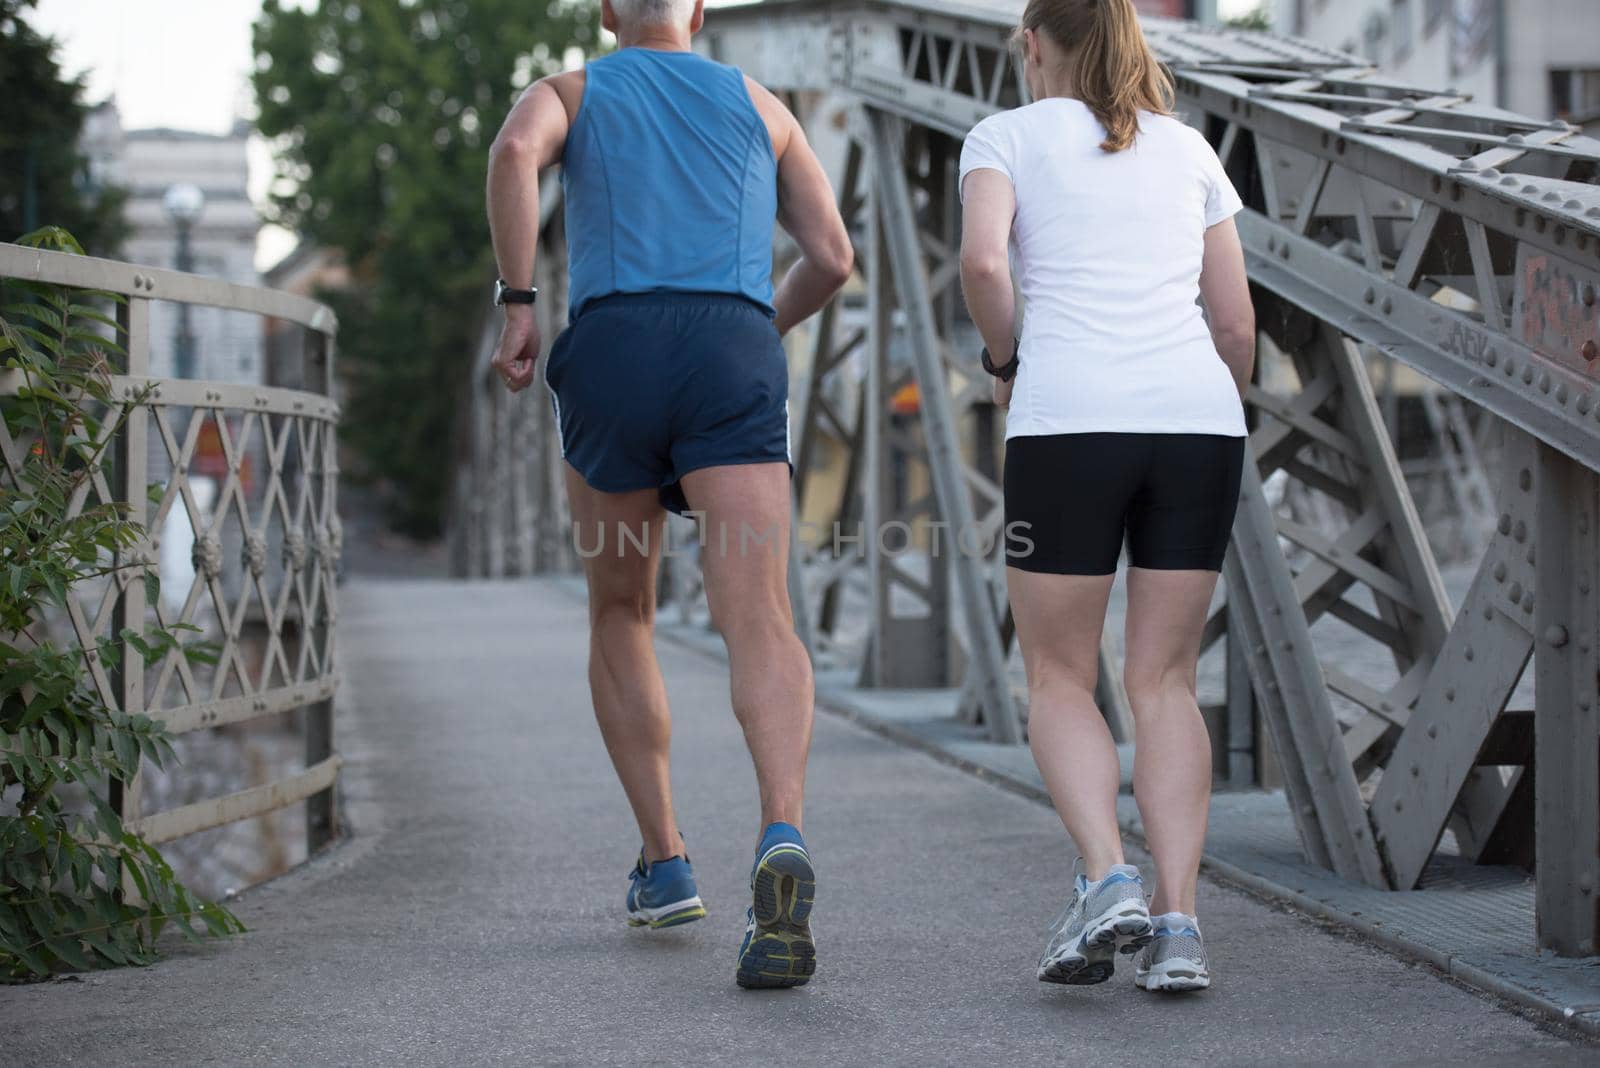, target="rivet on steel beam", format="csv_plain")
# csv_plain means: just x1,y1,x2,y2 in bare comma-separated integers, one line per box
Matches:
1502,357,1515,377
1381,297,1393,314
1394,799,1403,812
1363,287,1376,305
1579,395,1594,415
1509,582,1523,603
1483,605,1494,620
1410,763,1419,777
1584,339,1599,364
1519,468,1532,491
1464,646,1475,661
1523,595,1534,614
1493,561,1507,581
1499,513,1512,534
1427,723,1438,738
1514,520,1527,542
1558,384,1570,405
1545,625,1570,648
1280,245,1291,260
1444,687,1456,701
1522,366,1535,384
1540,373,1552,393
